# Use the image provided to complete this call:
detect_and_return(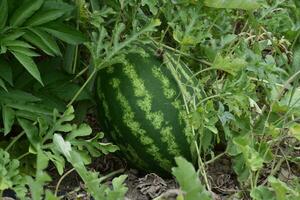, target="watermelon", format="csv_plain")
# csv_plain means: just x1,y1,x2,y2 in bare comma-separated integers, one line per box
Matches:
96,48,195,174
